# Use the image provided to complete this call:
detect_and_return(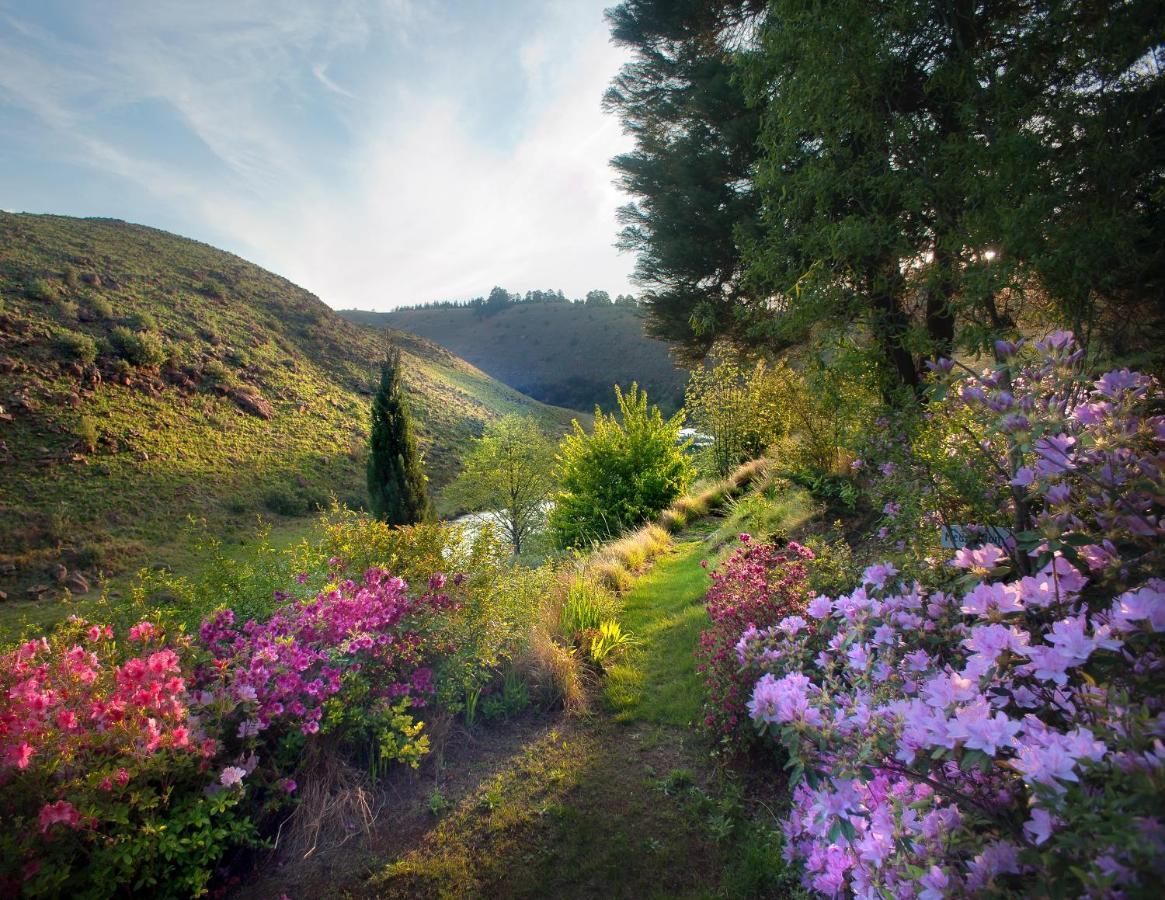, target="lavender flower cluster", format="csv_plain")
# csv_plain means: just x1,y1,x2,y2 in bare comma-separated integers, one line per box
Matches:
737,335,1164,896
